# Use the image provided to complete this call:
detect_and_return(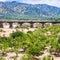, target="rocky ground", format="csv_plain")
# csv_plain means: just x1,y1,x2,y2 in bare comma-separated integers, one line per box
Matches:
0,28,60,60
1,47,60,60
0,28,36,37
